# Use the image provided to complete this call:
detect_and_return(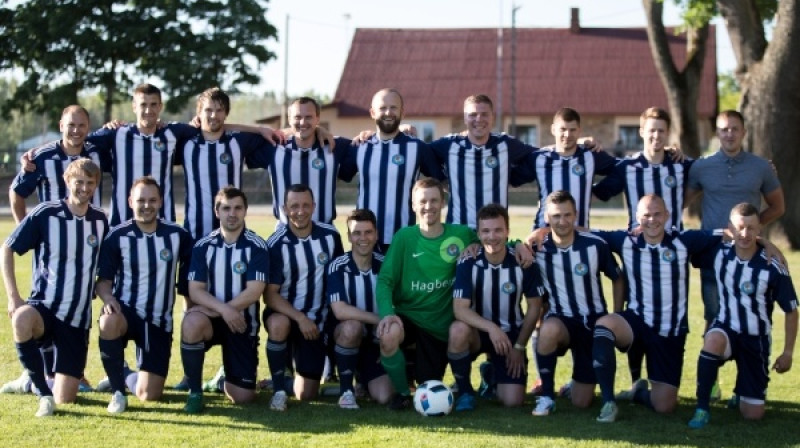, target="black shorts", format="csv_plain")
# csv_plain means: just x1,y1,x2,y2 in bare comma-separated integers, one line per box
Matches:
619,310,685,387
477,329,527,385
120,304,173,378
30,301,89,379
207,317,259,390
357,336,387,384
545,313,600,385
398,314,448,383
709,323,770,402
